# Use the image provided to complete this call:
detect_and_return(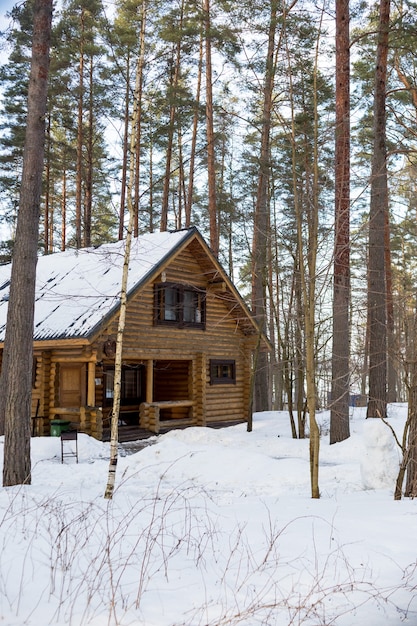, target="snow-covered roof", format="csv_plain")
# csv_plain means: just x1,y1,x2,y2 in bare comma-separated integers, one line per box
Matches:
0,228,195,342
